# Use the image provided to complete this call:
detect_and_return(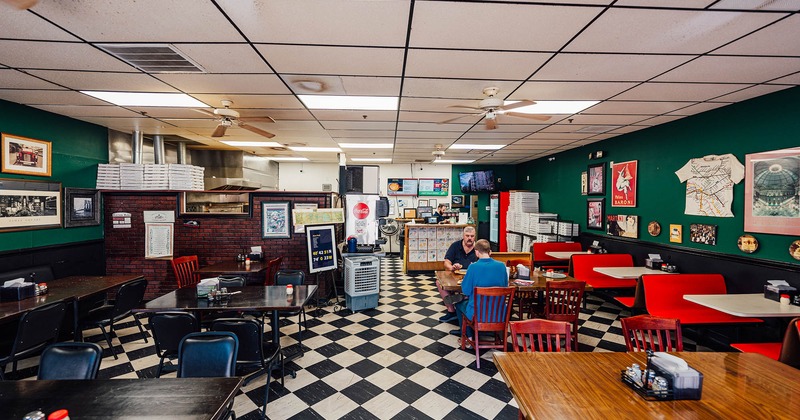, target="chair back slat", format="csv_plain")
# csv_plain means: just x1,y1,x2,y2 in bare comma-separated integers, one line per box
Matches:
621,315,683,352
171,255,200,288
510,319,572,352
265,257,283,286
474,287,515,330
